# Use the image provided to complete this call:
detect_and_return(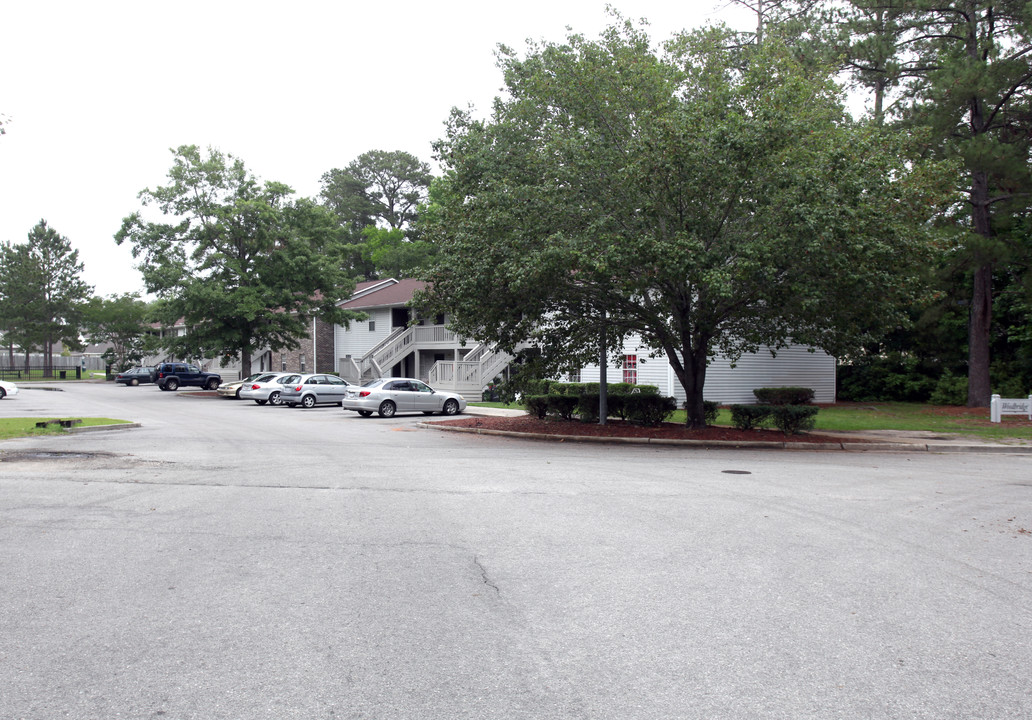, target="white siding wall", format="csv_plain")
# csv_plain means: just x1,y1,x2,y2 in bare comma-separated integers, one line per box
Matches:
578,336,836,404
335,309,392,365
